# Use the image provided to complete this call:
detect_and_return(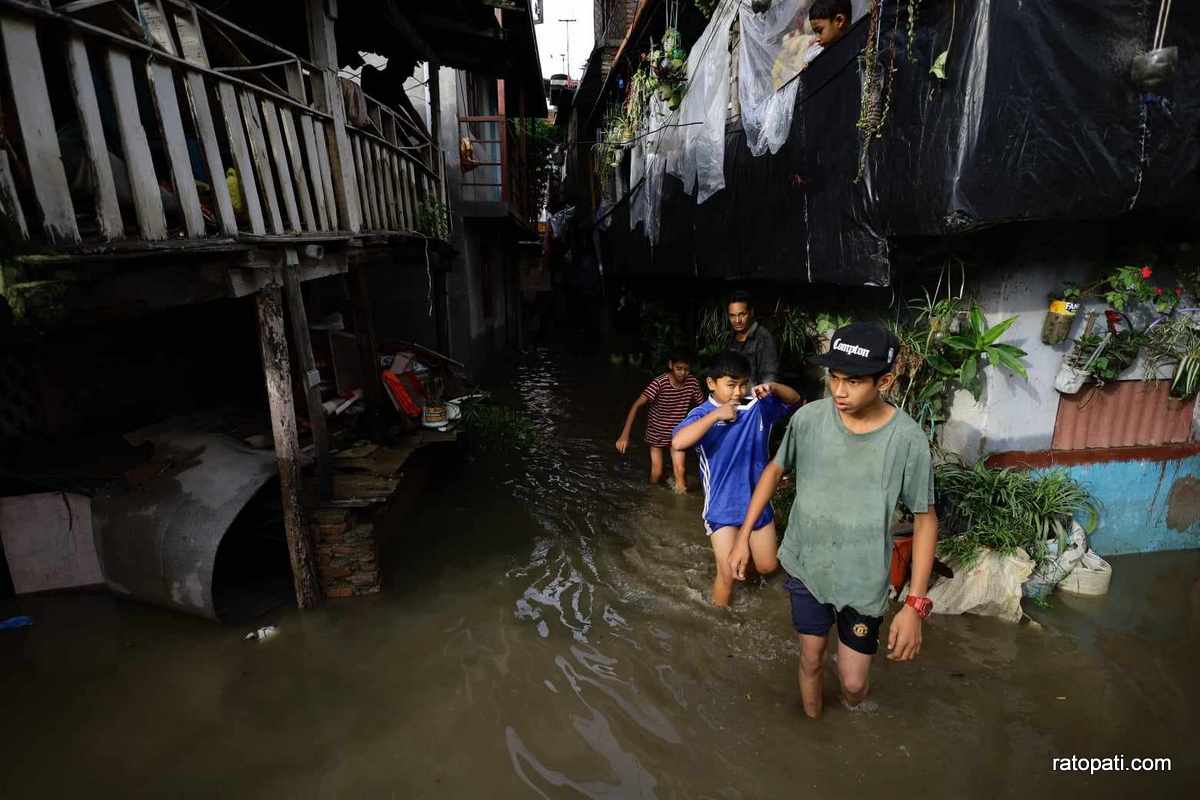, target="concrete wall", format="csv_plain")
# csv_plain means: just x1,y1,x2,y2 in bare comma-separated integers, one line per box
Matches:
932,224,1200,555
436,67,523,372
1038,457,1200,556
